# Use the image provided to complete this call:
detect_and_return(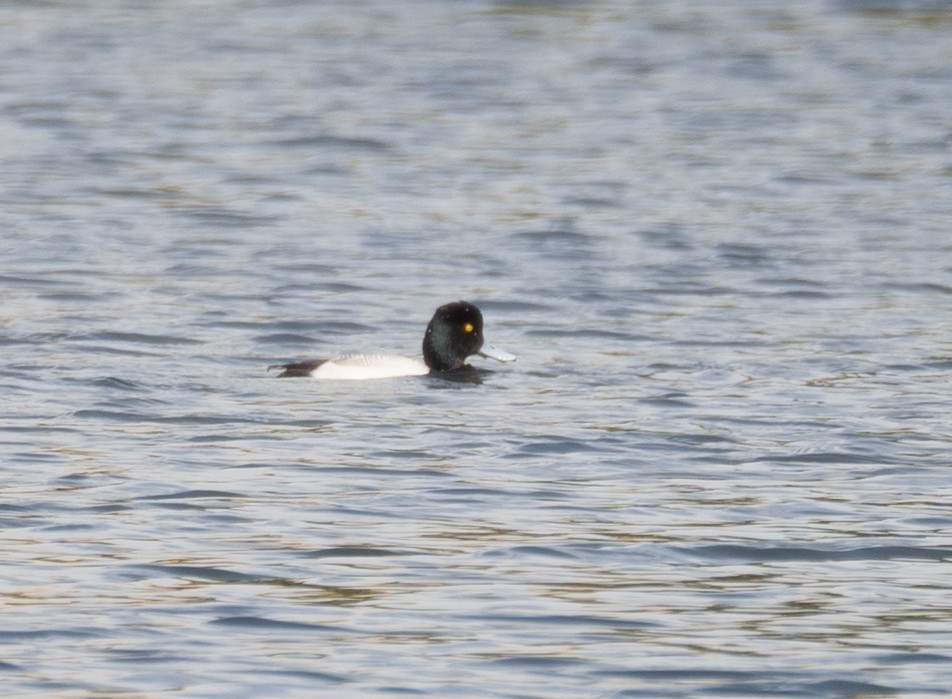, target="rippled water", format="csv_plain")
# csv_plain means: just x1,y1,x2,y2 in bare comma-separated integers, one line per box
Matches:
2,0,952,697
